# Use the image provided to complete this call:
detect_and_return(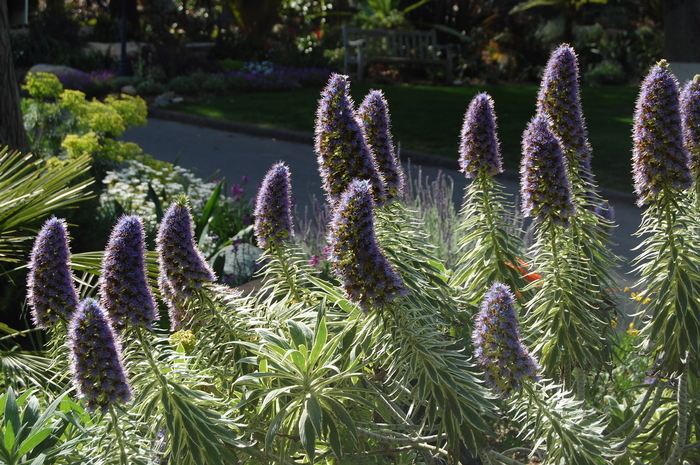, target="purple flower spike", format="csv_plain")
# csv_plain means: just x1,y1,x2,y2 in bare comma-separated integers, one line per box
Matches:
156,198,216,330
68,298,132,413
357,90,405,199
254,162,294,249
26,217,79,328
681,74,700,178
314,74,387,205
472,282,539,396
328,179,407,312
633,60,692,206
99,215,158,333
459,92,503,178
537,45,593,179
520,115,576,227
